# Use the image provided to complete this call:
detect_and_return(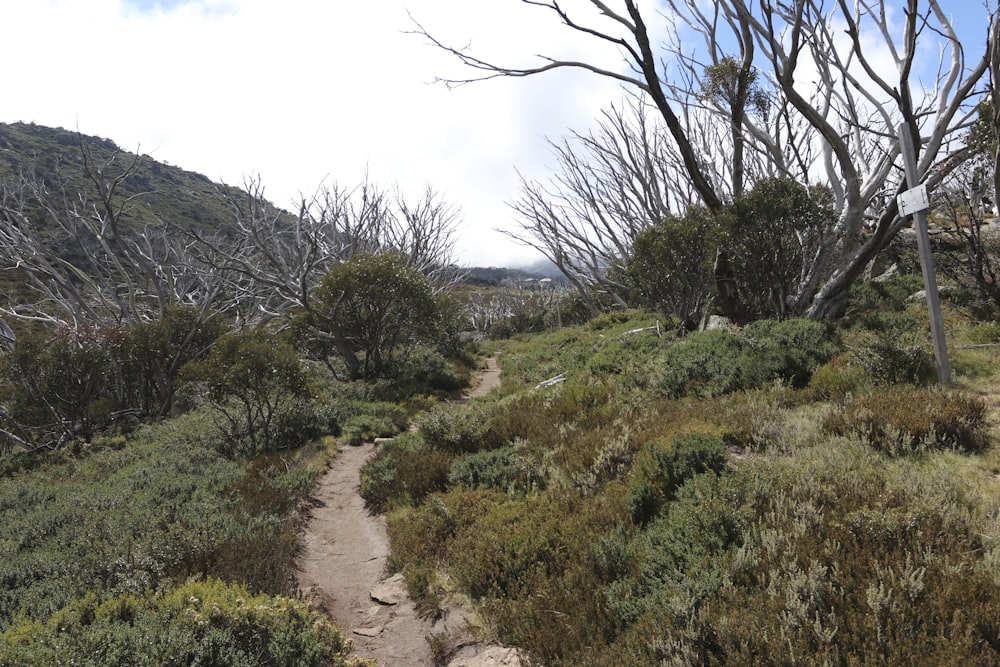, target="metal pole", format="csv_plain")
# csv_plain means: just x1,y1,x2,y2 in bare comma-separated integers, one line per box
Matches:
897,122,951,384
